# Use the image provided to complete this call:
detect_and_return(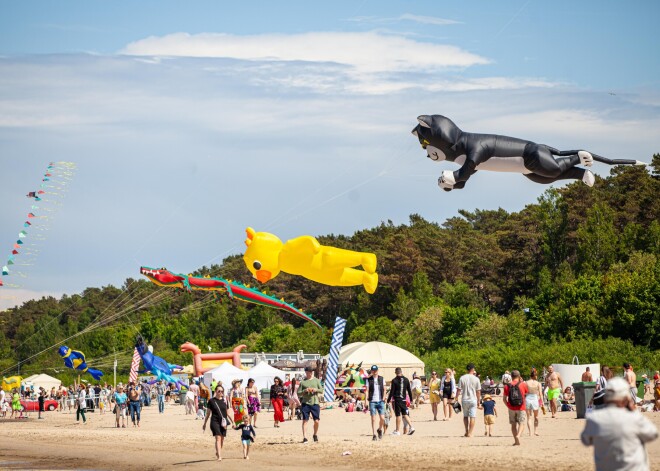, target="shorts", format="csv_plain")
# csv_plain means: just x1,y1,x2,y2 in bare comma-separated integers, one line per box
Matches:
369,401,385,416
547,388,561,401
241,439,252,446
508,409,526,424
393,399,409,417
525,393,539,411
210,420,227,437
301,403,320,421
442,389,453,400
484,414,495,425
462,400,477,418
